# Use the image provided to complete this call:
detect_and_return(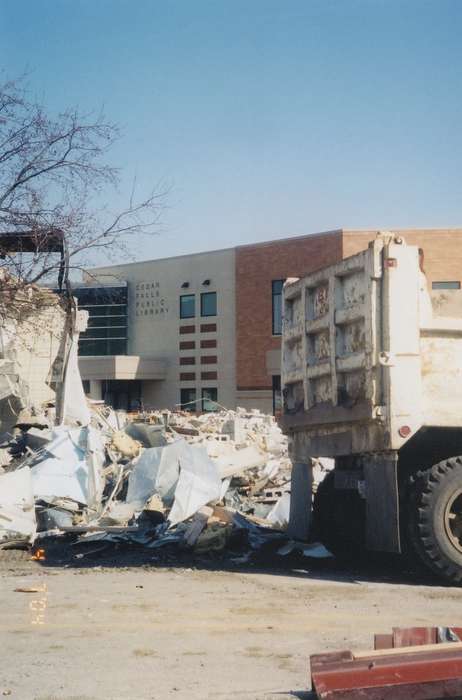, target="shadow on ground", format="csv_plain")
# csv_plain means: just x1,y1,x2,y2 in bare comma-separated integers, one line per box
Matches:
3,534,445,588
